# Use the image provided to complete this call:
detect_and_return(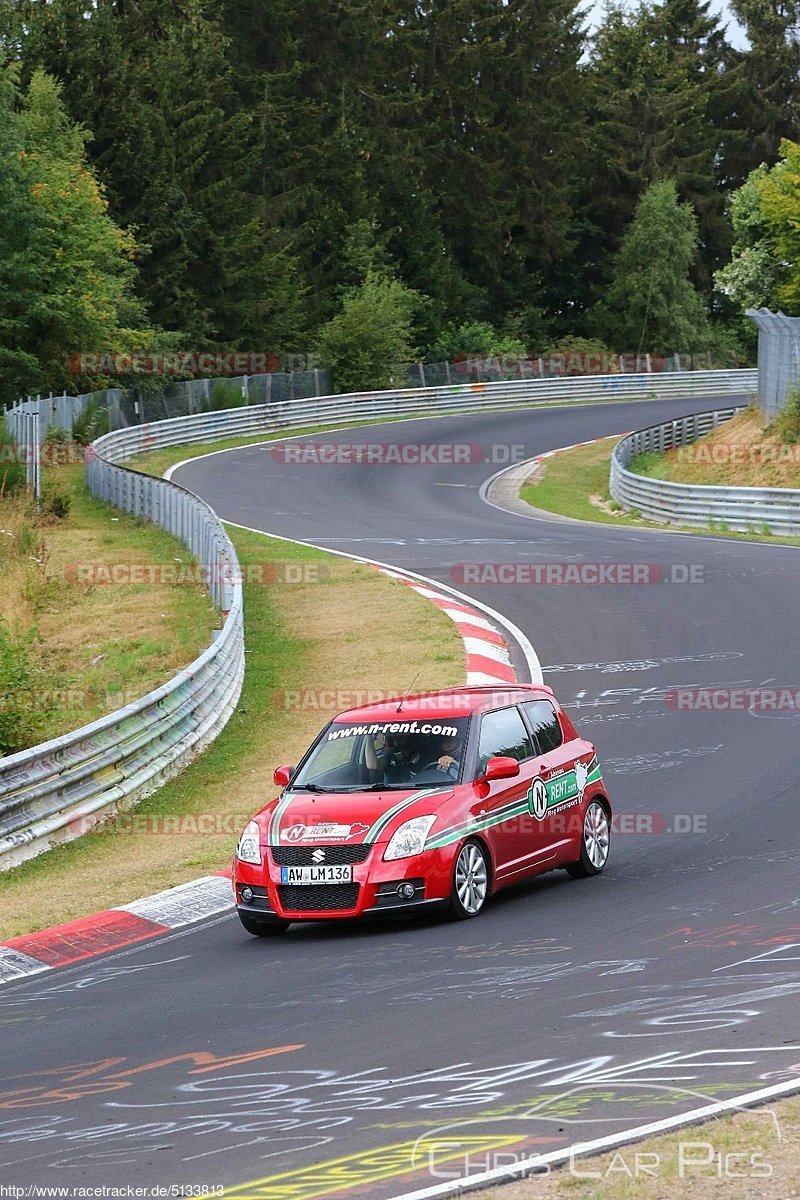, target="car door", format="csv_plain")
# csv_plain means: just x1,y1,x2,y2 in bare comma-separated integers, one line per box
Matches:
520,699,583,856
472,706,545,882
